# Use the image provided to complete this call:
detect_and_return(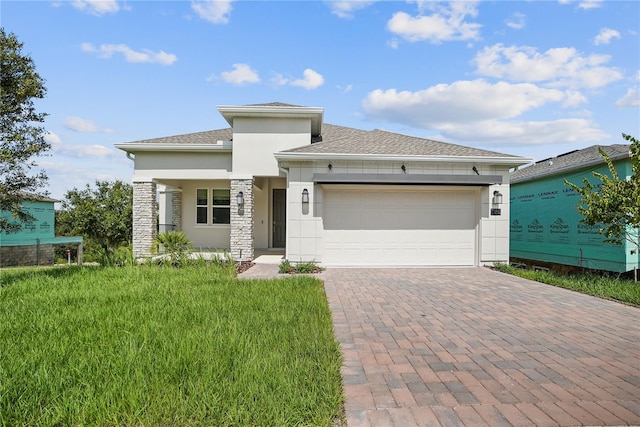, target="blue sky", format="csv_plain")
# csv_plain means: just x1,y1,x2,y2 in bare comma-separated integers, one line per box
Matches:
3,0,639,200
